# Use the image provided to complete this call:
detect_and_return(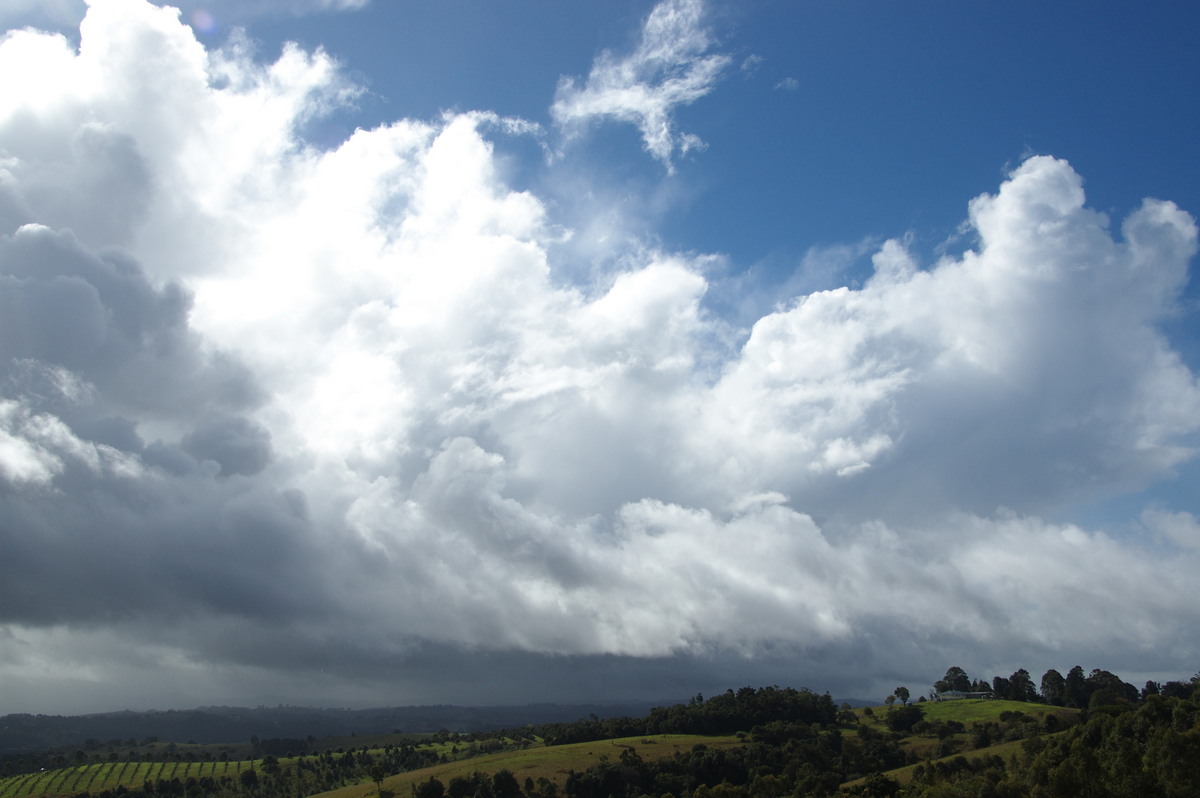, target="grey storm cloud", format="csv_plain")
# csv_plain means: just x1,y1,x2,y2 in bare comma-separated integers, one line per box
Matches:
0,224,262,425
0,227,325,635
181,415,273,476
0,0,1198,714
